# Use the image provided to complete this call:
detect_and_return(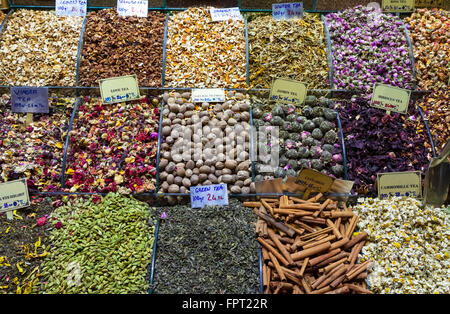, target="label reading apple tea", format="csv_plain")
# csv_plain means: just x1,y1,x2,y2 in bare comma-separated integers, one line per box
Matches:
99,74,141,104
